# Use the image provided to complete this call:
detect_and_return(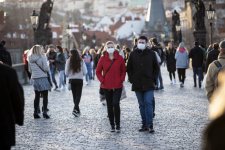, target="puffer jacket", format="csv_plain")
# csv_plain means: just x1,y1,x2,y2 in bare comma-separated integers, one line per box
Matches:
175,49,189,69
205,53,225,100
28,54,50,79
